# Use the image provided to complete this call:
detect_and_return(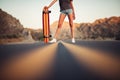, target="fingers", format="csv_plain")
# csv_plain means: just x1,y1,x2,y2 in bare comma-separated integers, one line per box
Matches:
43,6,48,11
44,6,48,9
